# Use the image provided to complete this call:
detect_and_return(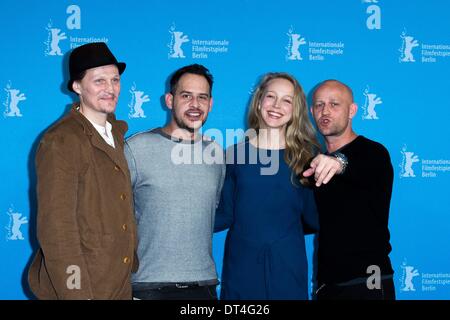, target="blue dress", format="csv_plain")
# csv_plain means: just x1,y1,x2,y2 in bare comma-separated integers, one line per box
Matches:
215,141,319,299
